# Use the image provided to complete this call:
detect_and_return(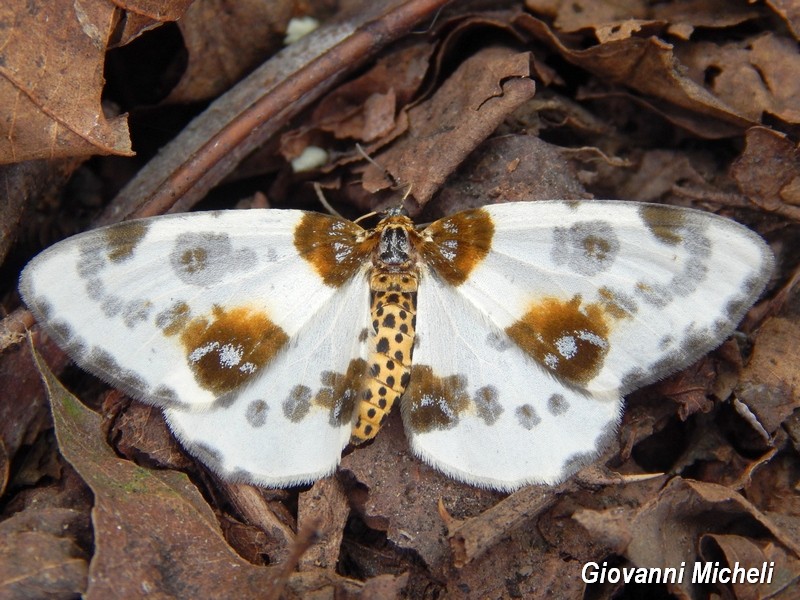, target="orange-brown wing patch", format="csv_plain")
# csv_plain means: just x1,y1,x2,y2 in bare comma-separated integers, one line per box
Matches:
403,365,470,433
180,306,288,395
506,295,612,386
421,208,494,286
294,212,374,287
